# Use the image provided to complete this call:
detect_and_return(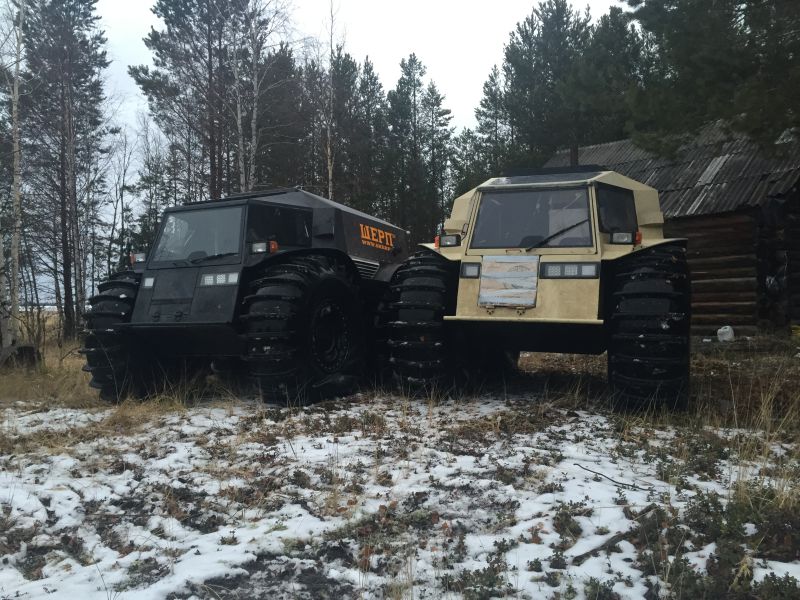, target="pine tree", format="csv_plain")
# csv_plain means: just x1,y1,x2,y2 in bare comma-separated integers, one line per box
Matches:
421,82,453,232
22,0,109,339
253,44,306,188
351,56,389,217
627,0,800,152
567,7,642,145
131,0,240,200
502,0,590,165
475,66,511,175
450,129,488,197
328,47,360,205
386,54,427,241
